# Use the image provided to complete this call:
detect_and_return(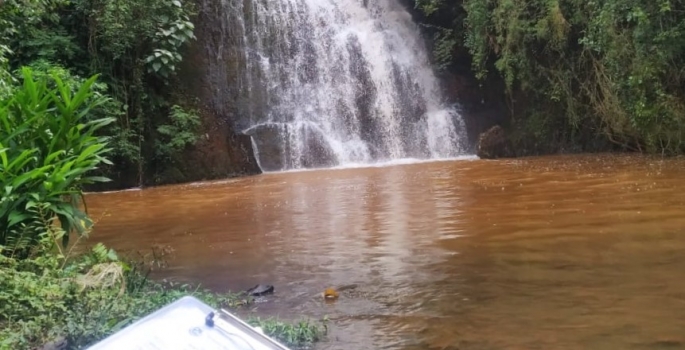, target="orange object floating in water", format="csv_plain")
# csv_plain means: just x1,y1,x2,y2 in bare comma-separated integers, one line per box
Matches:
323,288,339,300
